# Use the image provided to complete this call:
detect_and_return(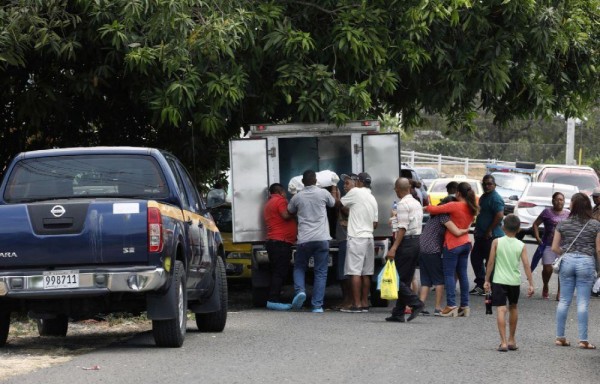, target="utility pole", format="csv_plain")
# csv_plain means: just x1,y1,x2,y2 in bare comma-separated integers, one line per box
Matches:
566,118,576,165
